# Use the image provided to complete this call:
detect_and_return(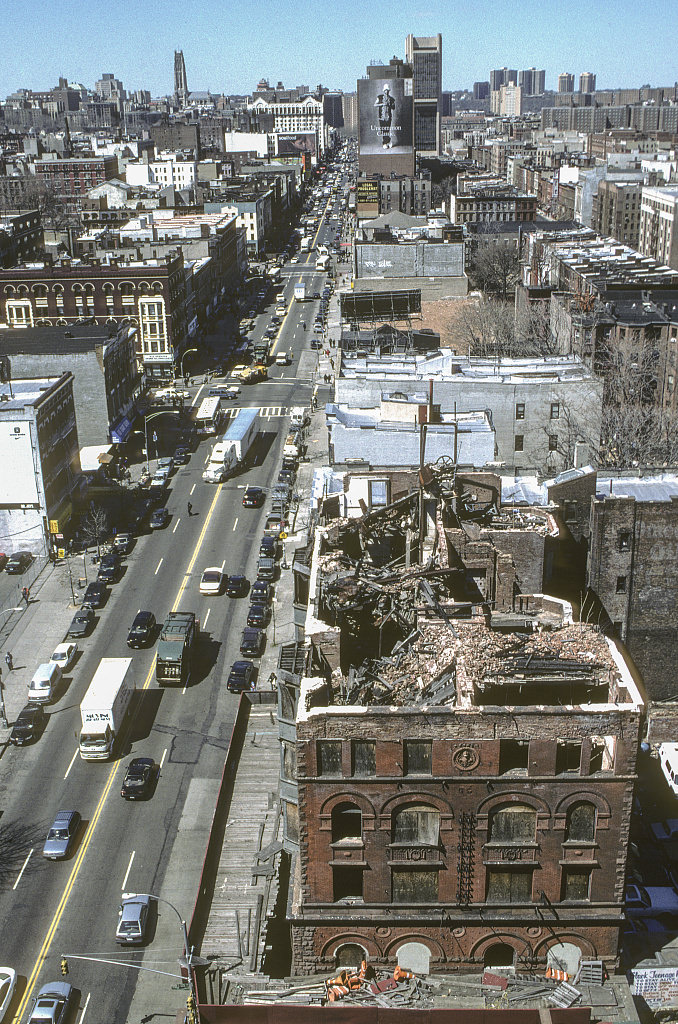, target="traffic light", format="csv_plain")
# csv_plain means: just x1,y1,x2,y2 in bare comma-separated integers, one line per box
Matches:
60,957,68,976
